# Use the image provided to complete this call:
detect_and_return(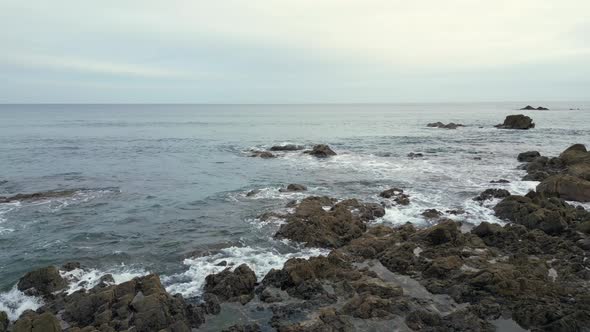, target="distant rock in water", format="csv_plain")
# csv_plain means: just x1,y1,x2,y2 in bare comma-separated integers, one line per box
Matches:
279,184,307,192
520,105,549,110
304,144,336,158
407,152,423,158
495,114,535,129
0,190,77,203
427,122,464,129
269,144,304,151
490,179,510,184
249,150,275,159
